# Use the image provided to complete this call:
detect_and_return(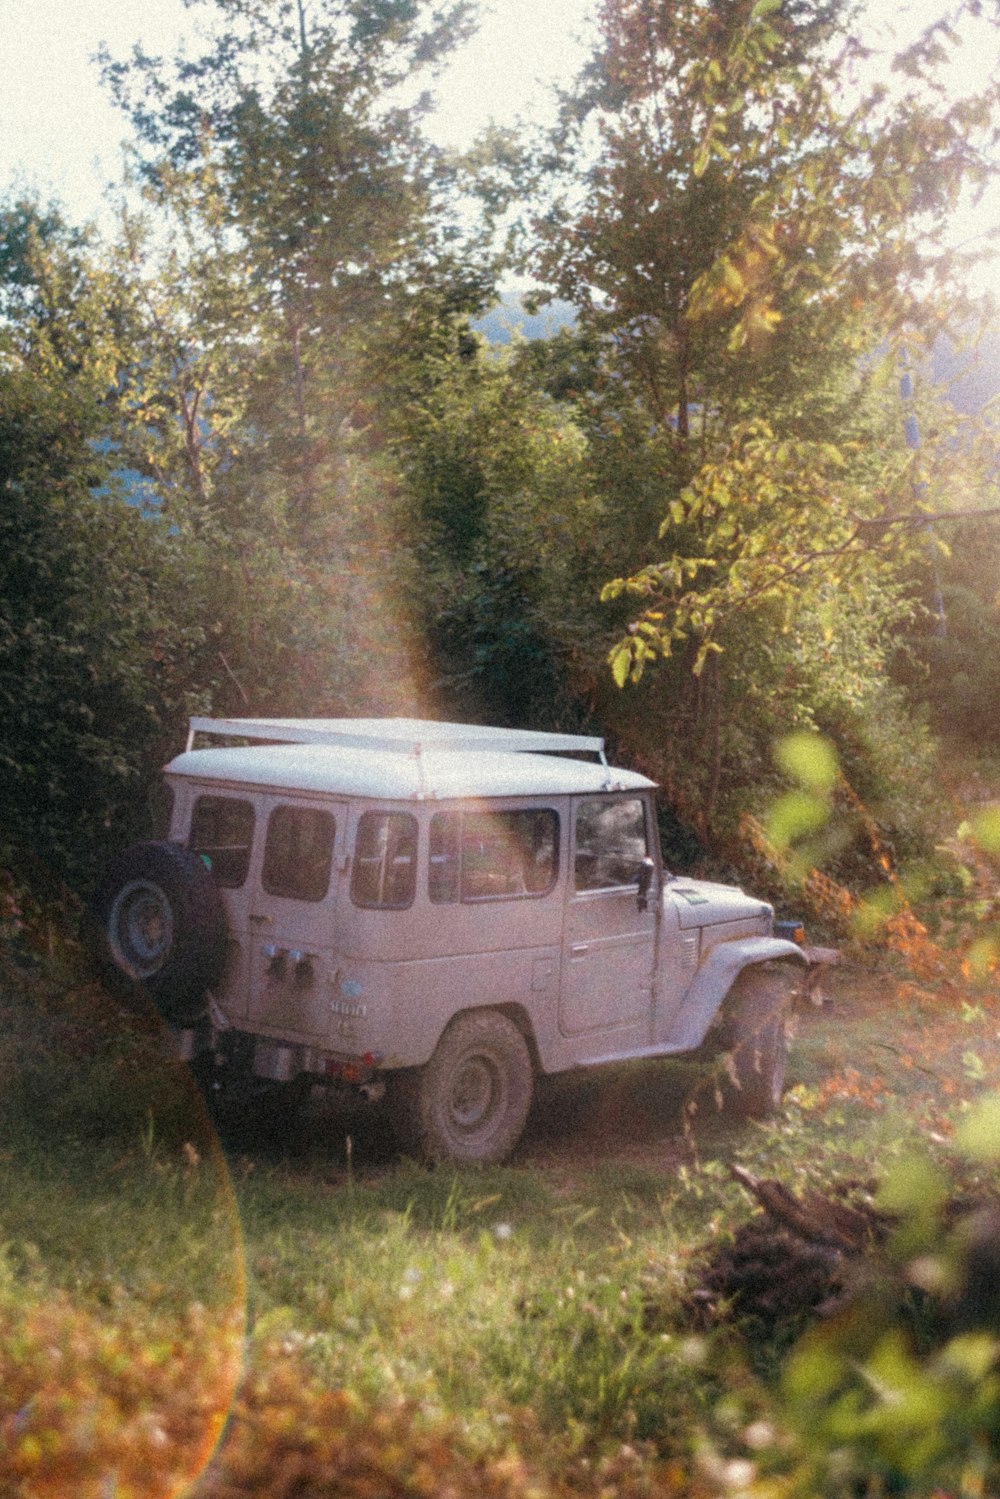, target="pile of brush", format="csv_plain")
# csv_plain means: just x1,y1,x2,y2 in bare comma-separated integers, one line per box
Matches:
692,1163,1000,1344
